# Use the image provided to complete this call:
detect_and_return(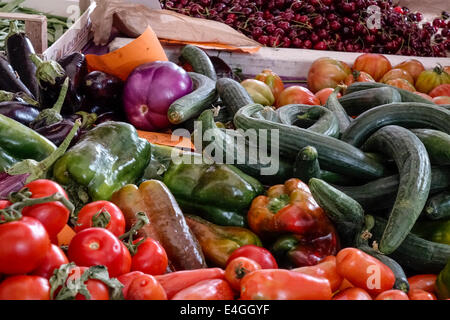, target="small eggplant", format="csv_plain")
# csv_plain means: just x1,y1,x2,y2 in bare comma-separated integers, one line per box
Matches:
0,54,34,99
31,54,82,114
35,119,80,146
82,71,124,108
57,52,88,92
6,21,39,99
0,101,40,126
